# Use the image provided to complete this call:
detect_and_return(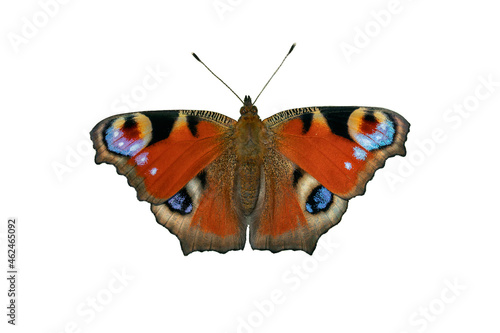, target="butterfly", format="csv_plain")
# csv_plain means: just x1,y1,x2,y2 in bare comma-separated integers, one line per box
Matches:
90,44,410,255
